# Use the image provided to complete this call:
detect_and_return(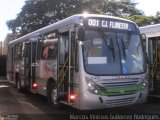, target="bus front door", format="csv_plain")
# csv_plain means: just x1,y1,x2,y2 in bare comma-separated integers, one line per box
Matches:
57,31,76,104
